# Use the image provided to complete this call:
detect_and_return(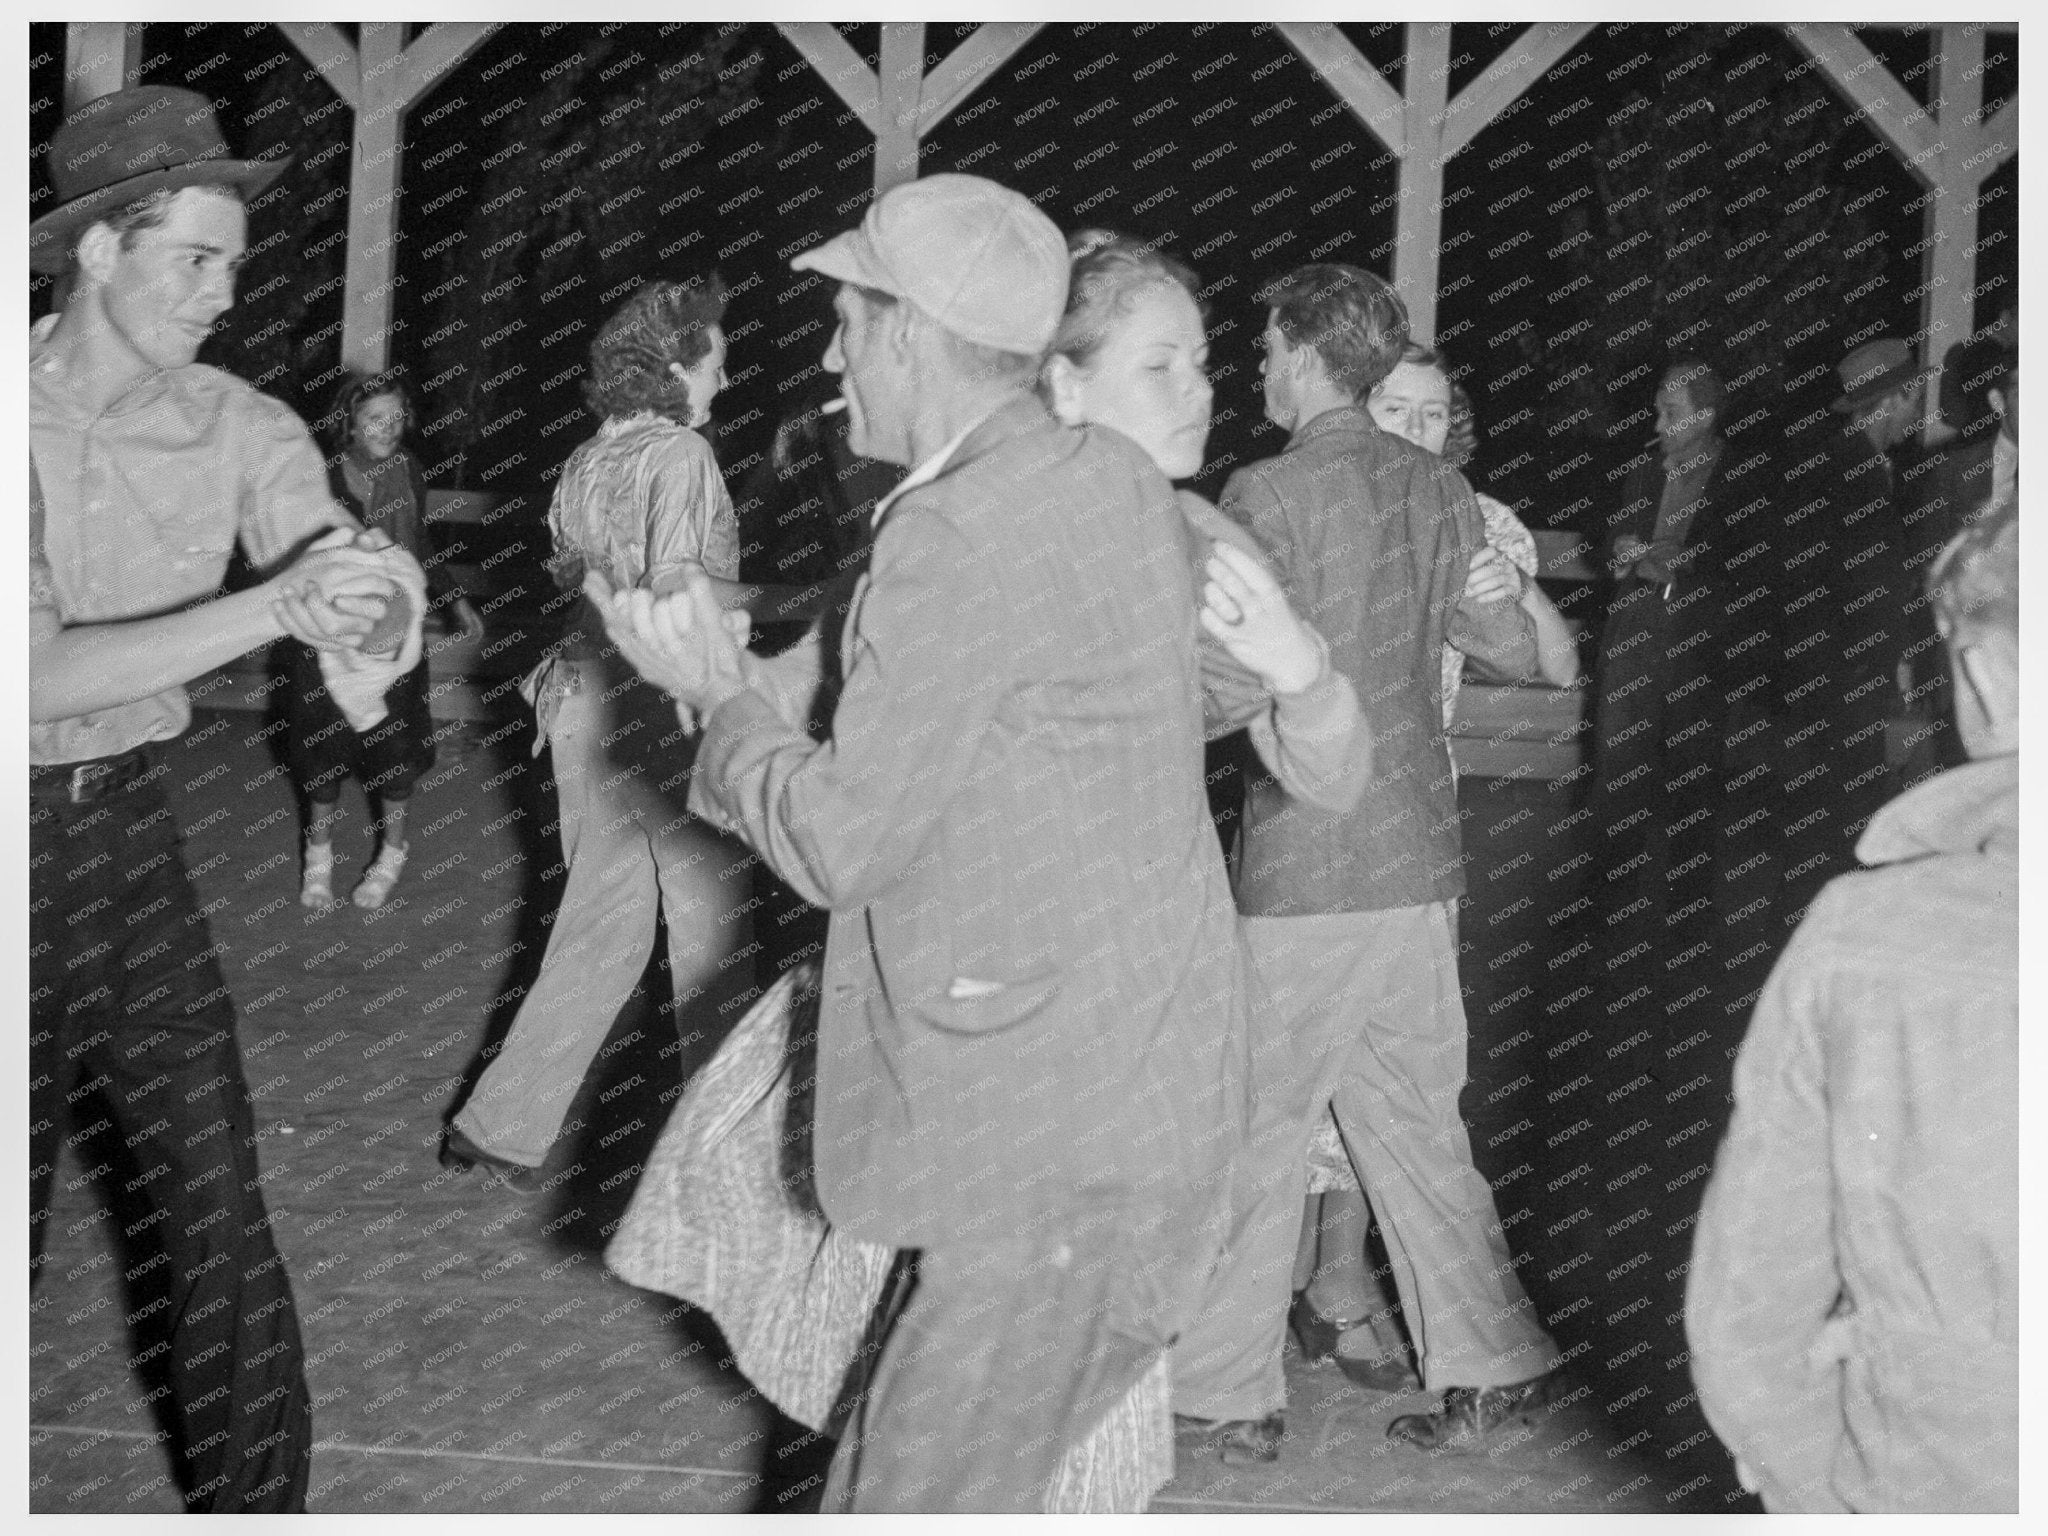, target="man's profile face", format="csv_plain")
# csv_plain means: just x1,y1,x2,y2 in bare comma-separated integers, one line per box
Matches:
823,284,907,466
1654,373,1710,453
1885,381,1924,447
93,185,246,375
1259,311,1301,432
